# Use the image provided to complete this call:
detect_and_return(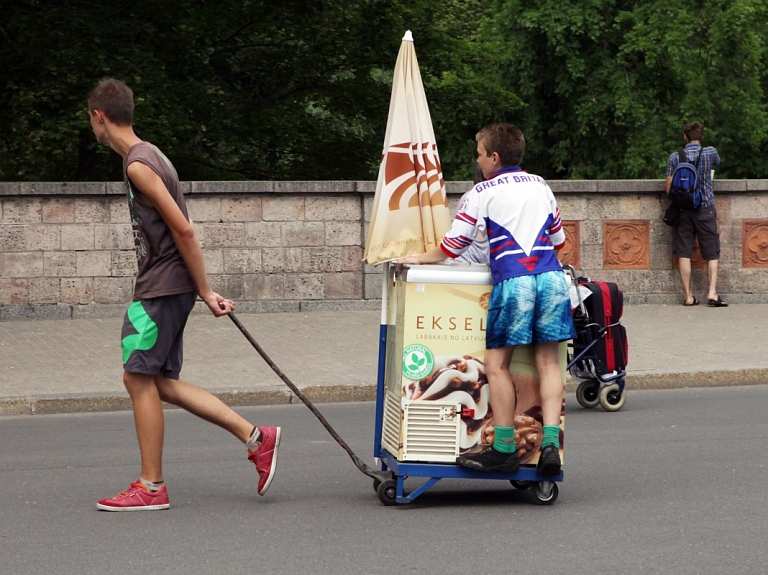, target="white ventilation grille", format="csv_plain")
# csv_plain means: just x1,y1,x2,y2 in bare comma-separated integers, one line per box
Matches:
381,391,403,457
401,401,461,462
